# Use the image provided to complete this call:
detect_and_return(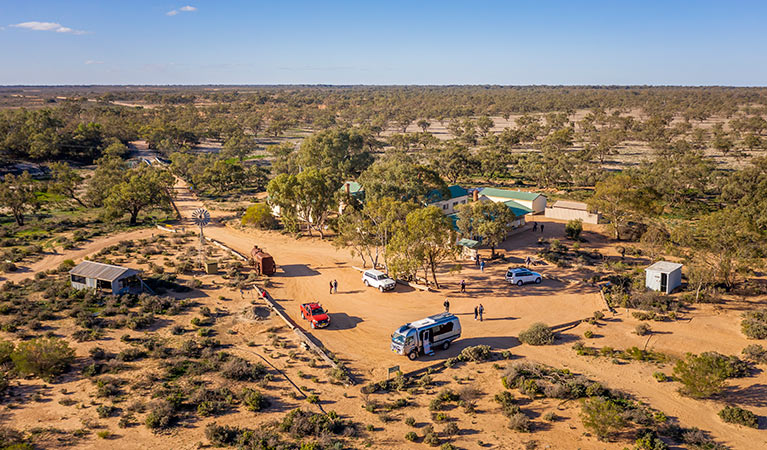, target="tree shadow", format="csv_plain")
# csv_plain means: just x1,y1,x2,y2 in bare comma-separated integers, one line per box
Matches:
277,264,321,278
720,383,767,408
327,312,363,331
